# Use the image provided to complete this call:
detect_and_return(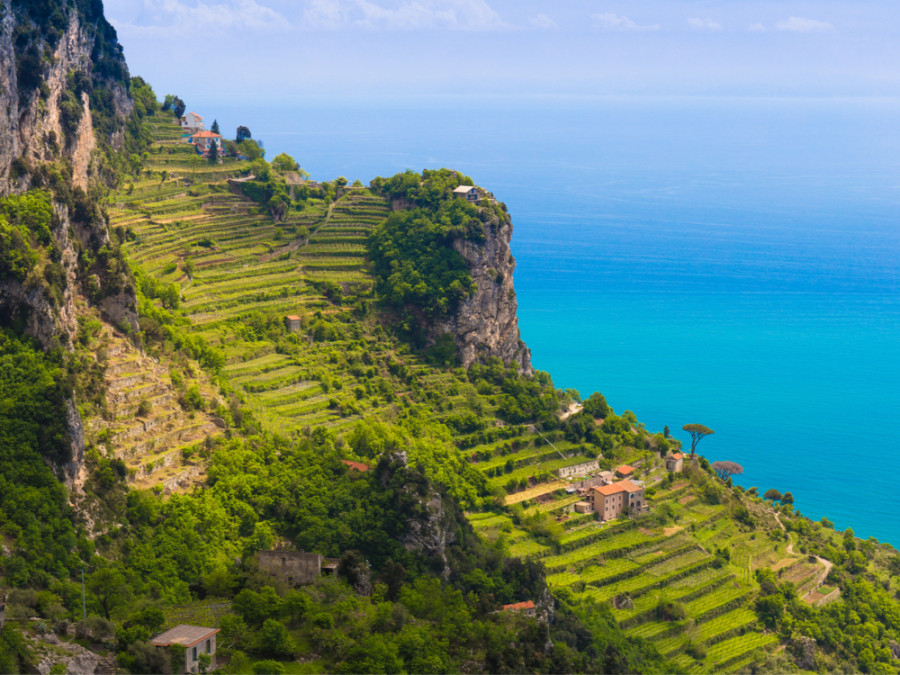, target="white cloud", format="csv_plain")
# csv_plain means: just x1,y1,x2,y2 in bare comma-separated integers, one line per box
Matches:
775,16,835,33
114,0,288,35
592,12,658,32
529,12,556,30
303,0,505,30
687,17,722,31
747,22,766,33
